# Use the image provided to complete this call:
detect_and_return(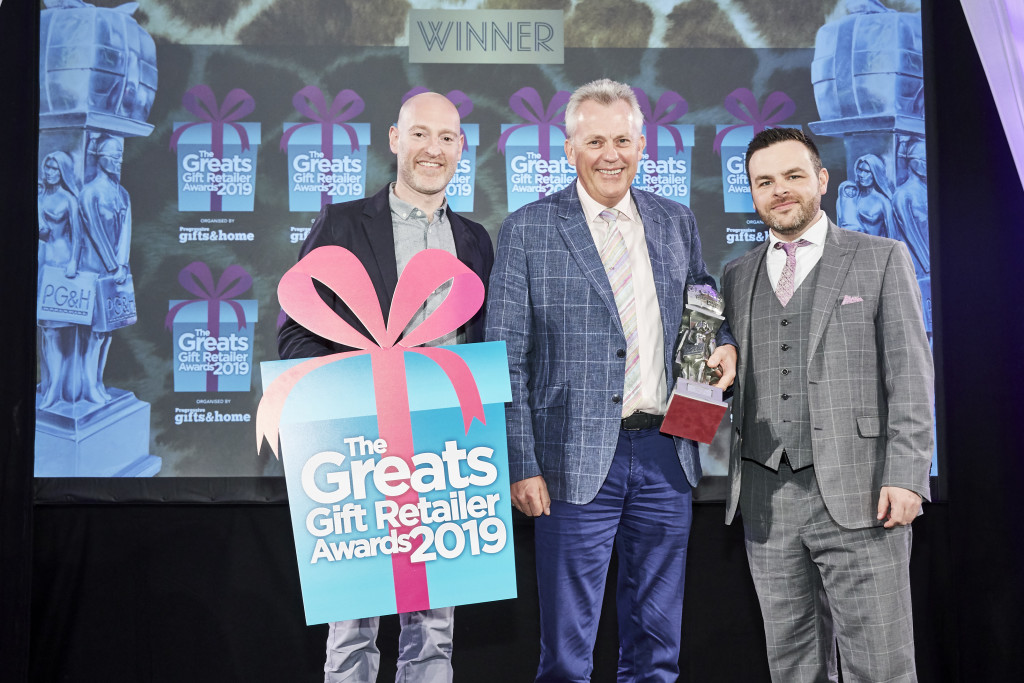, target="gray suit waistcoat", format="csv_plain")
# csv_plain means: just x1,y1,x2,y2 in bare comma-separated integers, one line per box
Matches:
742,261,819,471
